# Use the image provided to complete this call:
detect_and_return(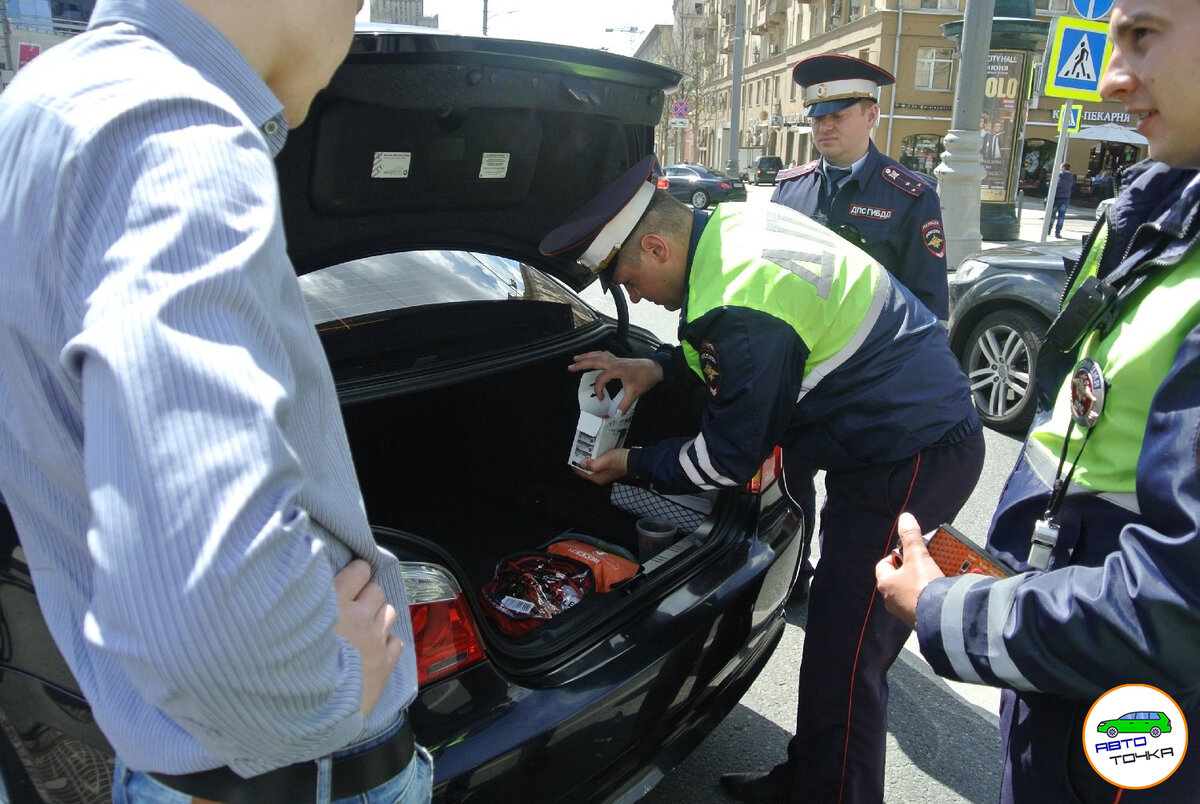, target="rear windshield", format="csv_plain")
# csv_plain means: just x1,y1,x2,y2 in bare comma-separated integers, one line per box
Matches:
300,250,598,377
